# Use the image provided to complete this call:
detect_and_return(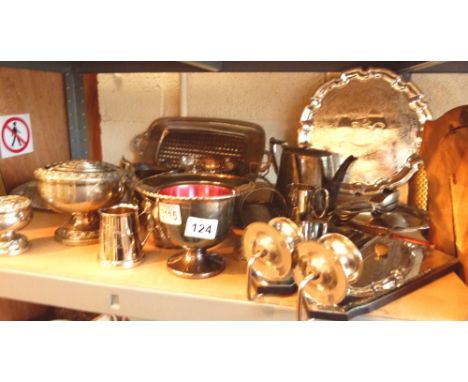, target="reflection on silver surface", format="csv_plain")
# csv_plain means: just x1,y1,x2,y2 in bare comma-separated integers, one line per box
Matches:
318,233,363,284
299,67,432,195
